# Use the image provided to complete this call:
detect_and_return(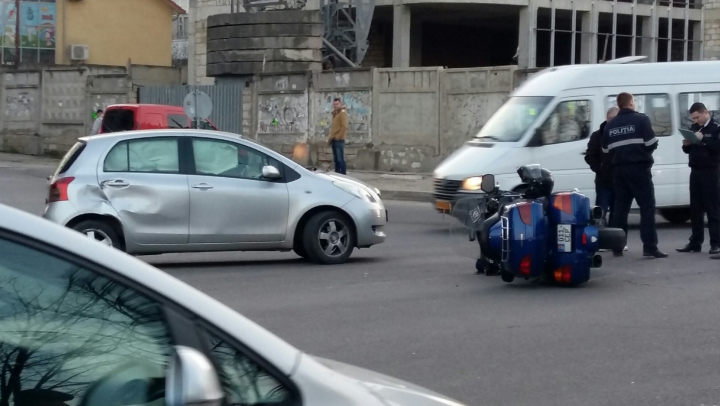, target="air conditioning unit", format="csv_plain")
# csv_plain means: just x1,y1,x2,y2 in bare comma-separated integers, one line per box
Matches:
69,45,89,61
